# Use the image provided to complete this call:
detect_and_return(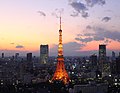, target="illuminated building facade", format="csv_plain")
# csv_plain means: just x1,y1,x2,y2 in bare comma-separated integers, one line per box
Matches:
99,44,106,62
99,44,106,76
40,45,49,64
52,17,70,84
99,44,110,77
